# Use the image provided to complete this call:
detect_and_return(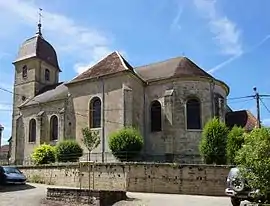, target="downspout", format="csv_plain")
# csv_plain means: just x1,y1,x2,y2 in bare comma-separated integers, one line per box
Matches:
143,83,147,157
101,78,105,162
0,126,3,153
